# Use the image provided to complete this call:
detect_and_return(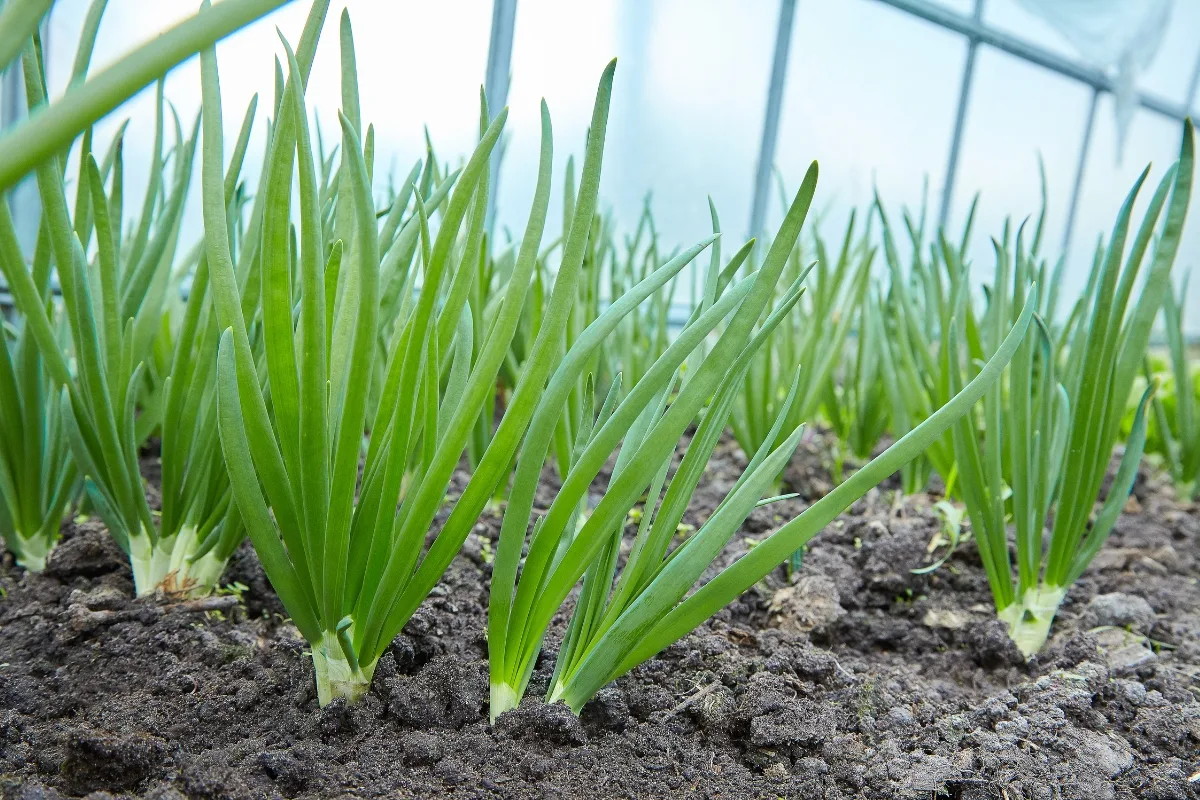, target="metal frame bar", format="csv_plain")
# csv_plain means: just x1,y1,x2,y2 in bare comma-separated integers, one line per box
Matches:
1,66,23,130
483,0,518,233
939,0,985,229
749,0,1200,253
2,26,44,258
873,0,1197,262
1187,48,1200,111
872,0,1196,124
748,0,797,240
